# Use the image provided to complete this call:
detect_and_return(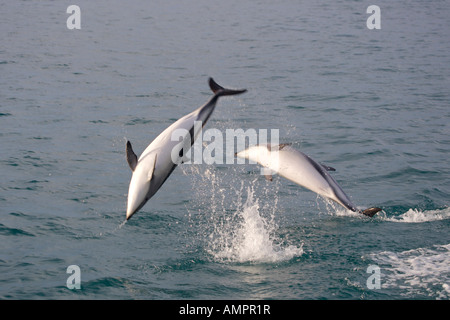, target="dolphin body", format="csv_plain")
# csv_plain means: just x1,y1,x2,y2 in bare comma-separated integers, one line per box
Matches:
236,144,381,217
126,78,246,220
